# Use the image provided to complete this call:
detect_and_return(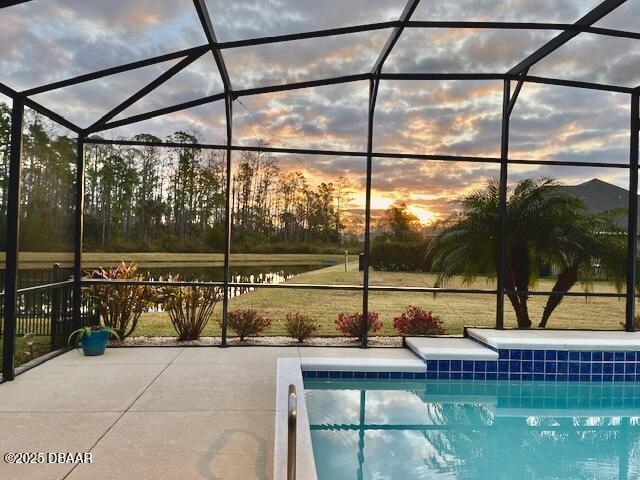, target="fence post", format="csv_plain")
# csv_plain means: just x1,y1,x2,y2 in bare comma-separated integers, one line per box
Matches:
50,263,61,350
